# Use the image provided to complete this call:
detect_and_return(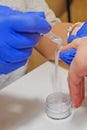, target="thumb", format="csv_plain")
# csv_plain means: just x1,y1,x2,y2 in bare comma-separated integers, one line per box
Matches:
9,13,51,34
68,35,77,43
59,49,76,66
